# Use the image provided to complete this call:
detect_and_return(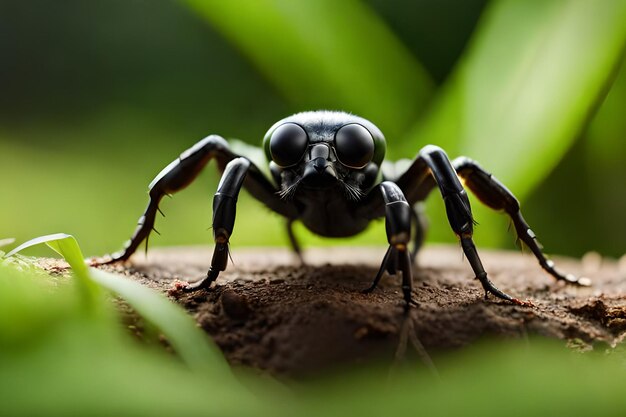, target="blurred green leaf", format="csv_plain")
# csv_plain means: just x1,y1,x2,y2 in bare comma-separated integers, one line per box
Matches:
581,57,626,254
0,263,81,348
89,268,230,377
404,0,626,247
408,0,626,199
6,234,230,377
0,263,261,417
300,339,626,417
183,0,434,139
